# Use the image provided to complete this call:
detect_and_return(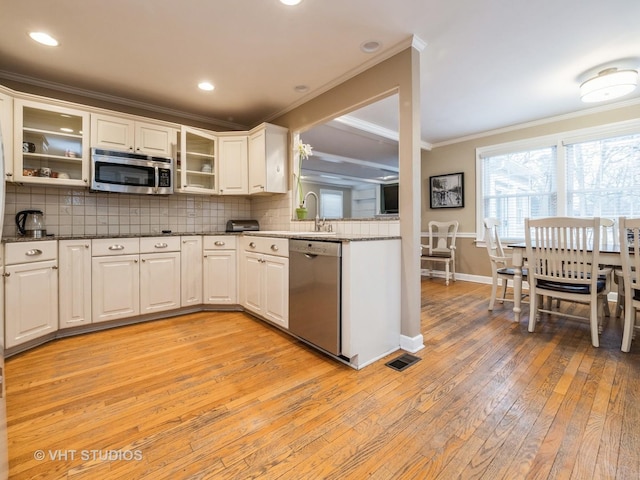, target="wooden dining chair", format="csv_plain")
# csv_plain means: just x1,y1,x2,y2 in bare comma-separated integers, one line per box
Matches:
618,217,640,352
421,220,458,285
525,217,607,347
483,218,527,310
